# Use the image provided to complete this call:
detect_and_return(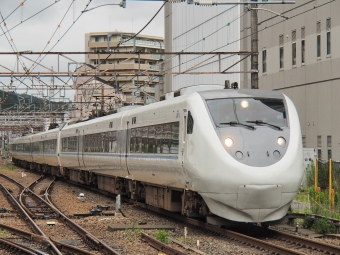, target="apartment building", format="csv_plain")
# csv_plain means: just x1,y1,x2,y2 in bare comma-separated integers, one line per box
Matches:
241,0,340,160
83,31,164,108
